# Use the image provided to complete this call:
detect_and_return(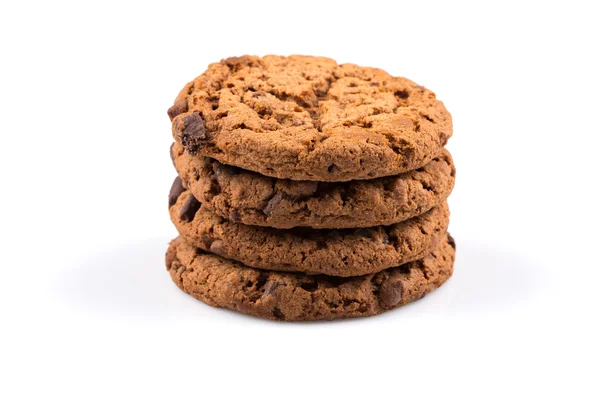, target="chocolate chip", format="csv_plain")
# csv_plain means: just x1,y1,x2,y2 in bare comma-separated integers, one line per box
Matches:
179,112,207,154
167,98,188,121
168,177,185,207
229,210,240,223
169,143,175,168
222,56,243,67
262,281,280,298
447,234,456,250
199,235,214,250
263,192,283,216
285,181,318,198
221,56,255,73
379,276,403,307
209,240,226,256
179,194,201,222
170,262,184,272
